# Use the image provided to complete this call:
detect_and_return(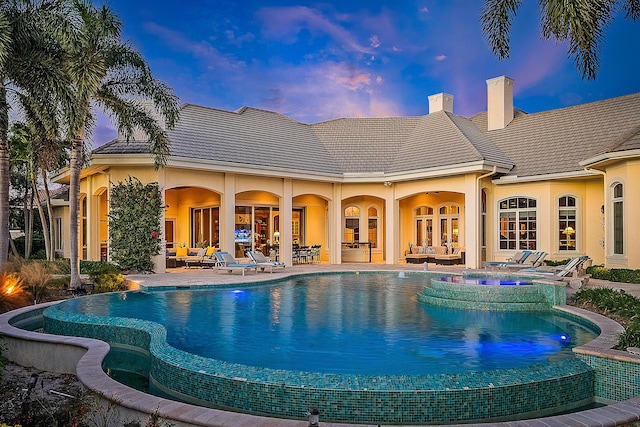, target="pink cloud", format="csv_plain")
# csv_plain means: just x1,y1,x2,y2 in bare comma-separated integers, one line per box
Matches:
251,61,406,121
434,54,447,61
